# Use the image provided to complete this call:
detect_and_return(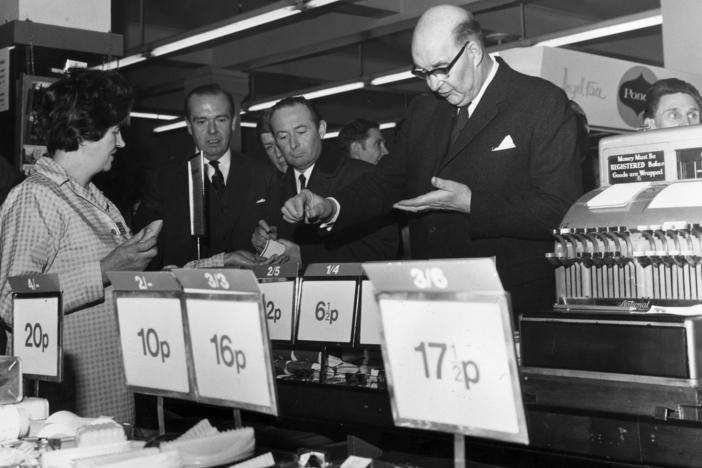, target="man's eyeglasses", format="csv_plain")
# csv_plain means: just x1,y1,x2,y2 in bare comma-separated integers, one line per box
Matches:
411,41,470,80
